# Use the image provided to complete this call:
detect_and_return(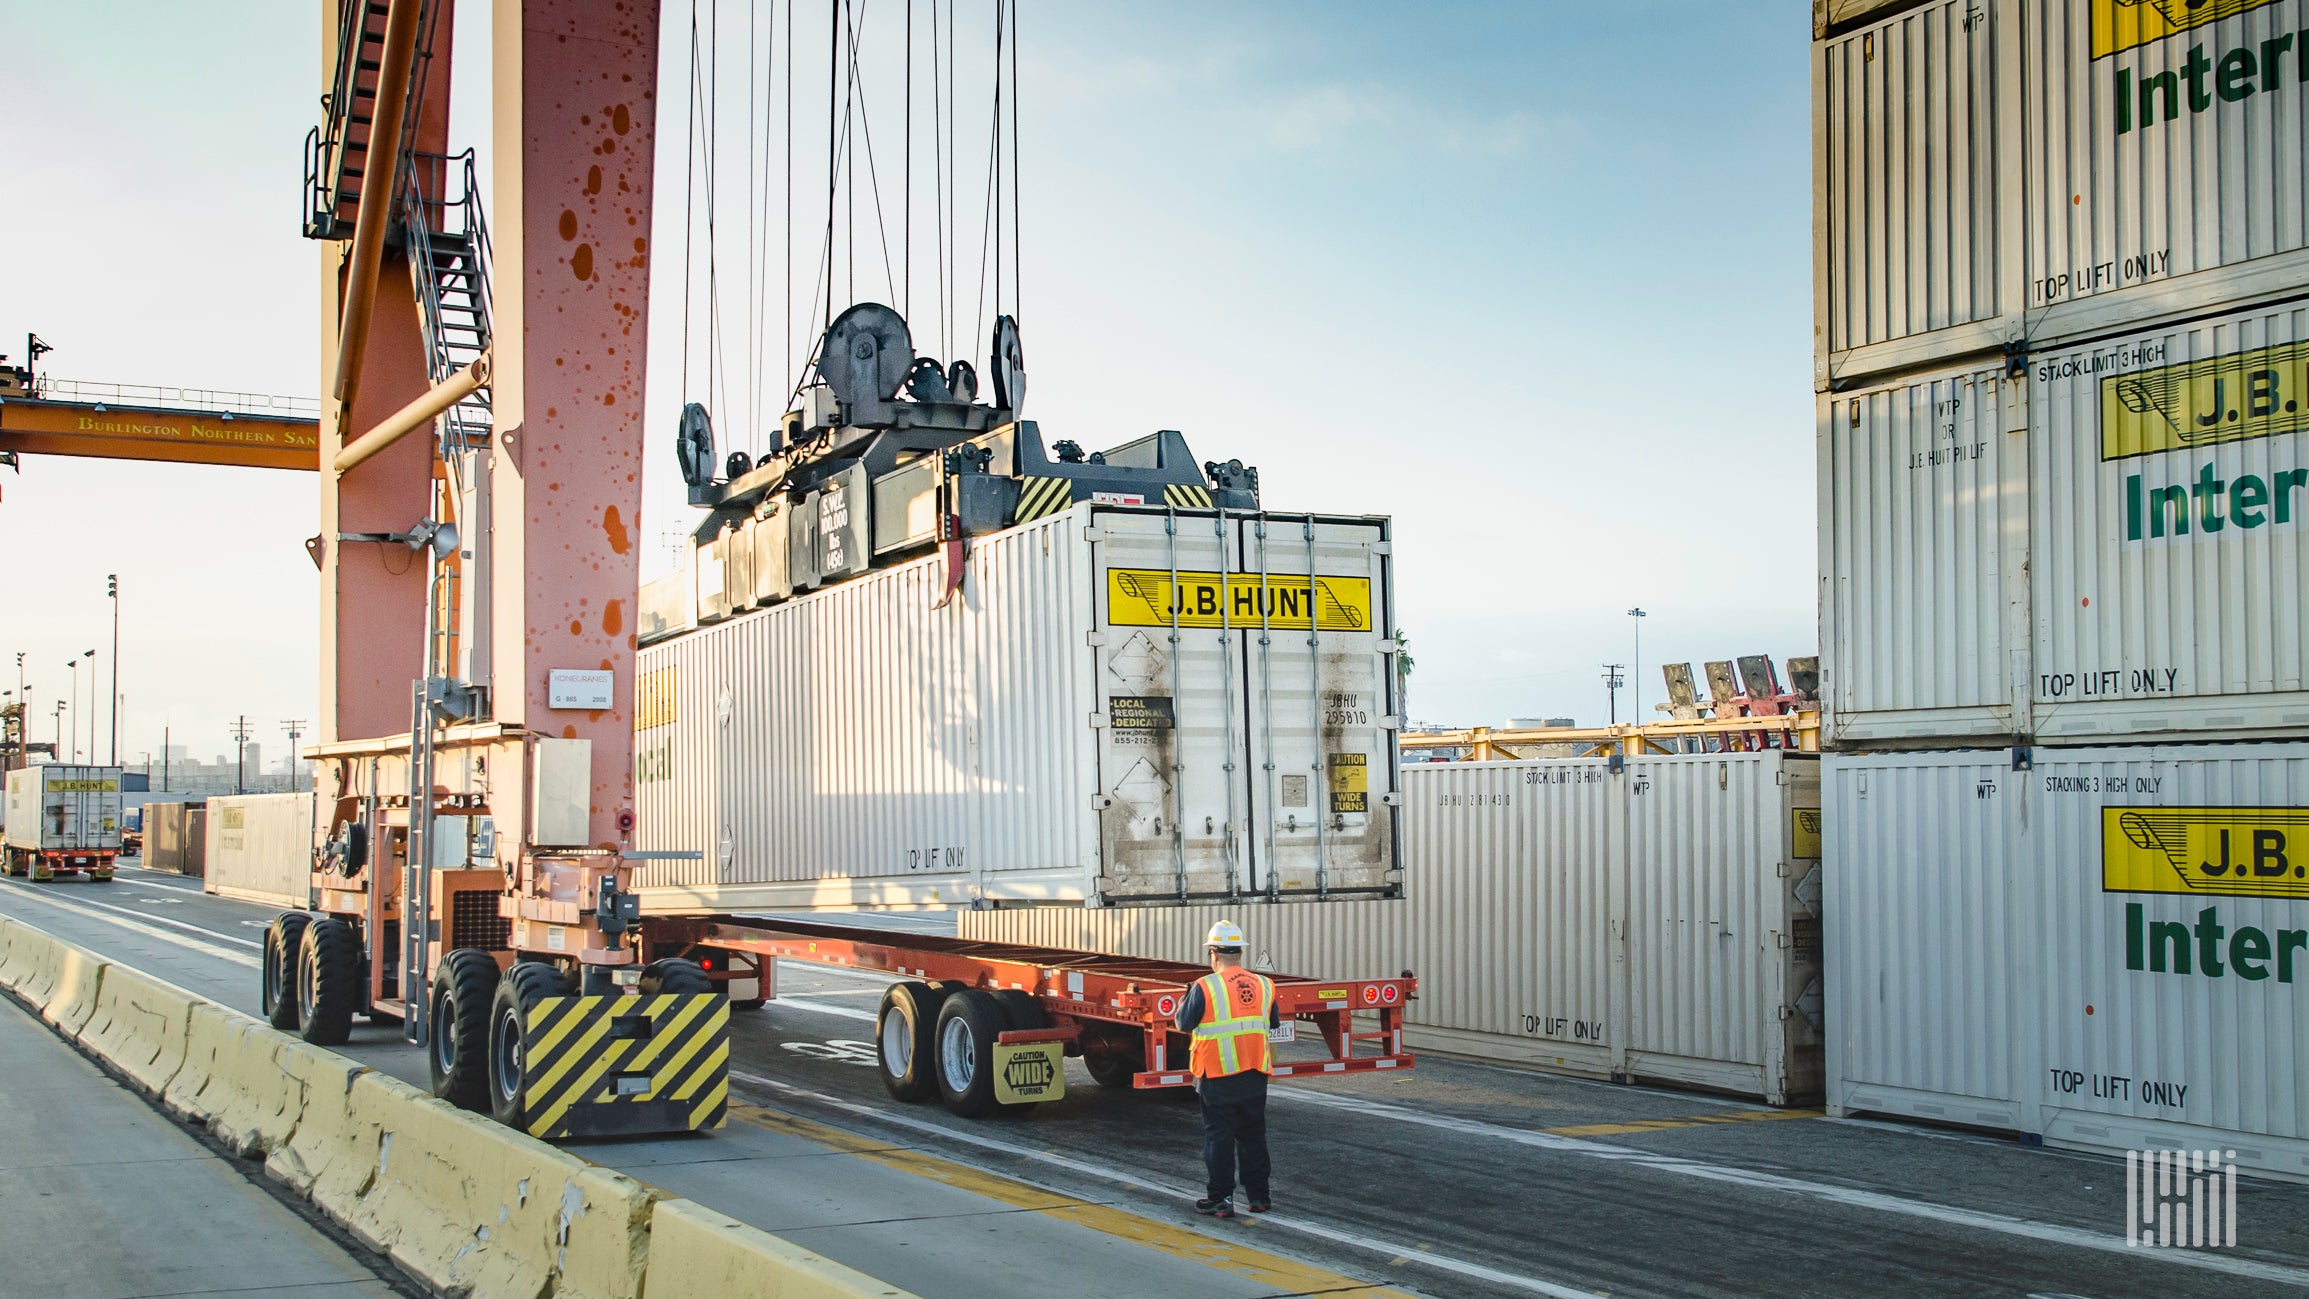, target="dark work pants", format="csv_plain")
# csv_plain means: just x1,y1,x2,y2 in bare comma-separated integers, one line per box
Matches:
1198,1072,1270,1202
